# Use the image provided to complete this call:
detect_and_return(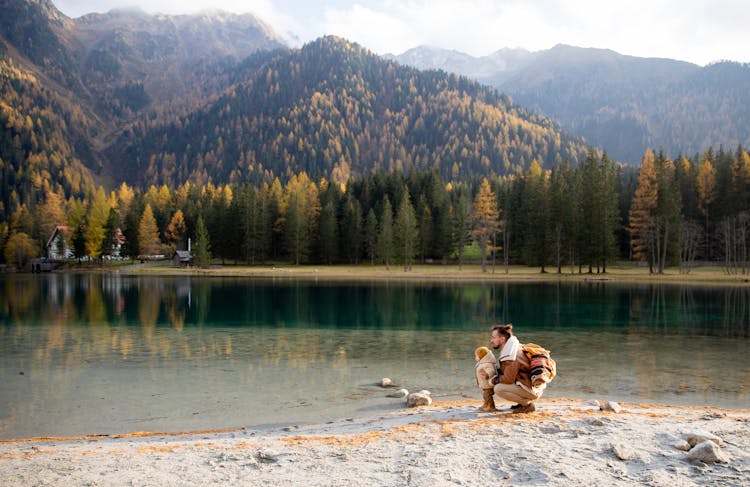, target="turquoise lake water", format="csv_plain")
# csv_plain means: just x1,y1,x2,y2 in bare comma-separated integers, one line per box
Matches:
1,273,748,439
